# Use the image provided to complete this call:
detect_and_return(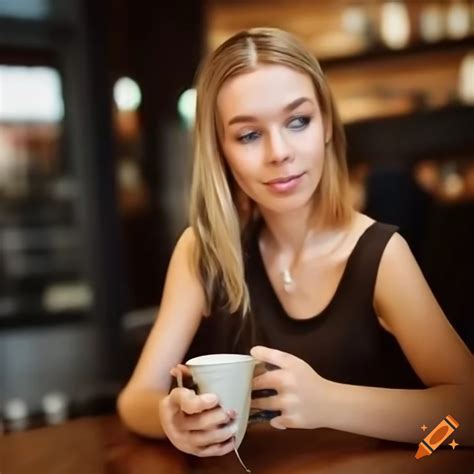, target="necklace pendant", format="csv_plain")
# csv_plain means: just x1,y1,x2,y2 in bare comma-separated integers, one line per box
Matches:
281,269,293,290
